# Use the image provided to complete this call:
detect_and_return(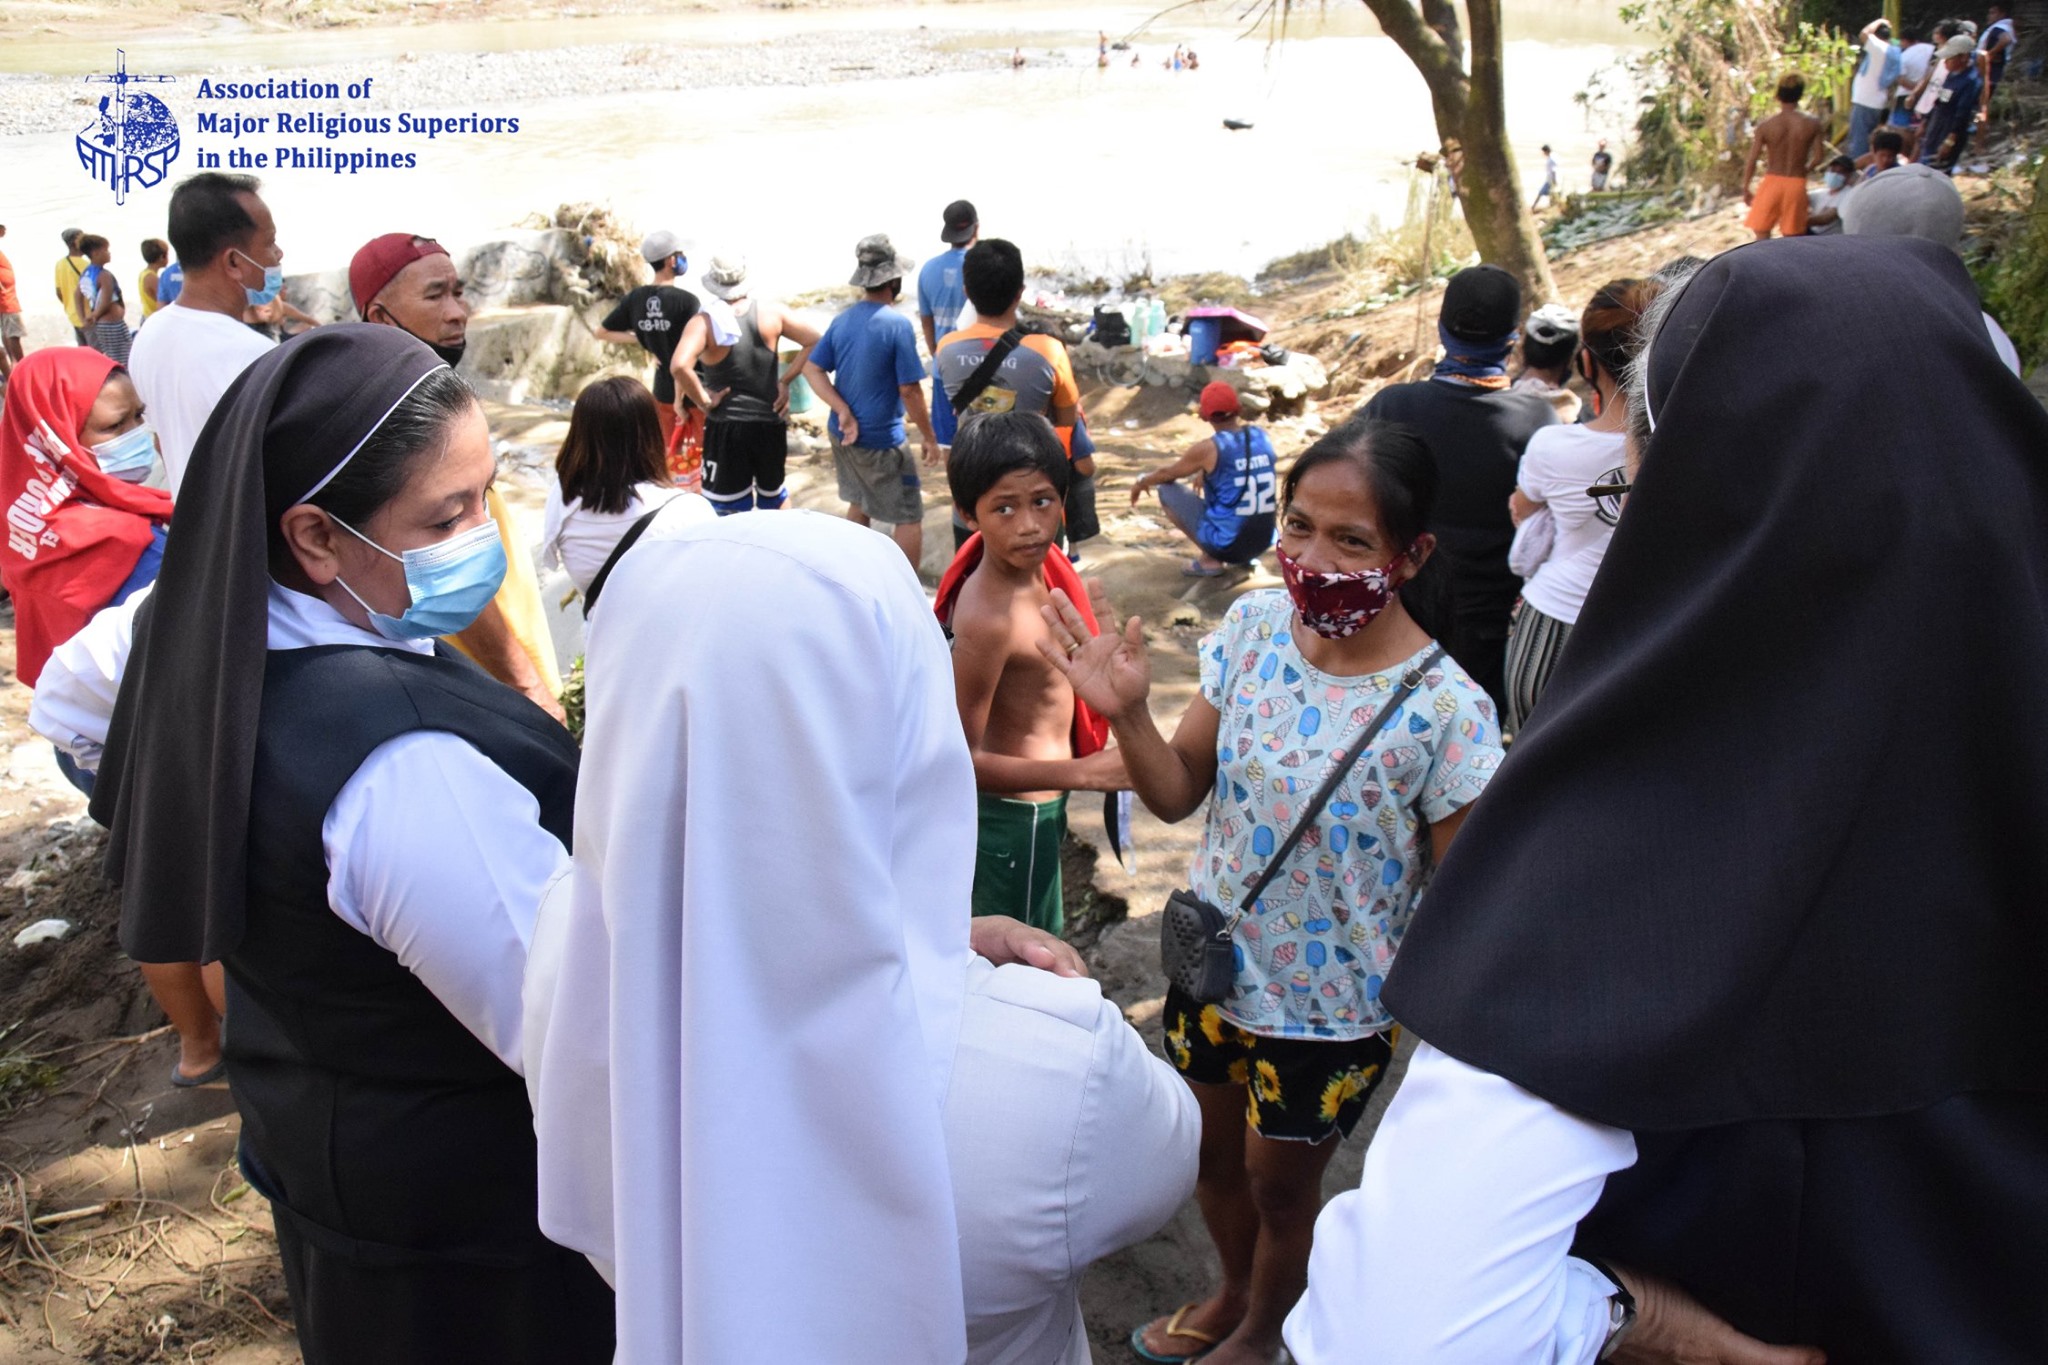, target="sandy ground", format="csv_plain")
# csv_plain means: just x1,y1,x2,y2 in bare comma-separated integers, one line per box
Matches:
0,196,1871,1362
